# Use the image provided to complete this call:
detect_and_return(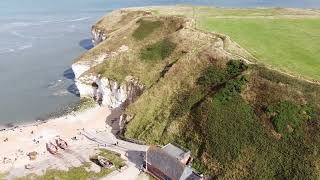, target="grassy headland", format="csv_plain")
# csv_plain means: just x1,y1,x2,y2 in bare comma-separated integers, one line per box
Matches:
74,7,320,179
